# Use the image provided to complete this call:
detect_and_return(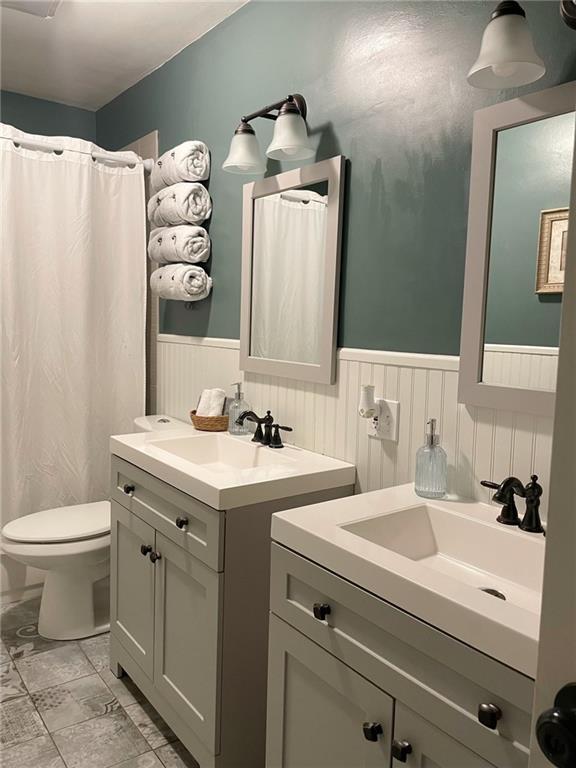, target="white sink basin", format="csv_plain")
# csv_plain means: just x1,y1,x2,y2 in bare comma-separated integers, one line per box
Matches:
272,484,545,676
110,427,355,510
154,433,294,472
343,503,541,613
